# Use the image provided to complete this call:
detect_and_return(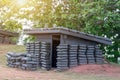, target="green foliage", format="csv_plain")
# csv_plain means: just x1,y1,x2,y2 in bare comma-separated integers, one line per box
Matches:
4,20,22,31
23,35,36,43
0,0,22,32
83,0,120,62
